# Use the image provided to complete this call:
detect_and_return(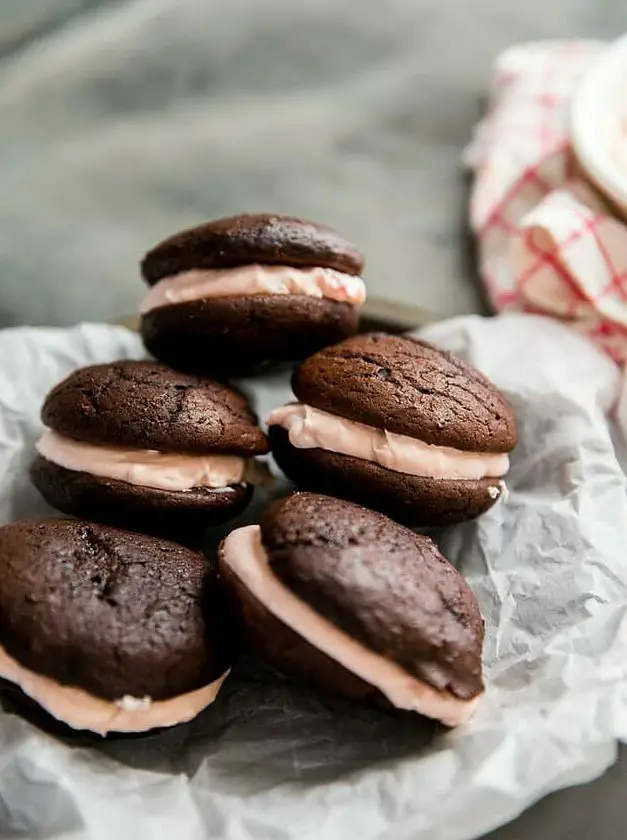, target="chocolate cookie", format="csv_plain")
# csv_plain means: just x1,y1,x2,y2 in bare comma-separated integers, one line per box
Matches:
0,517,232,734
141,214,363,280
267,332,516,526
31,360,269,540
219,493,484,726
139,213,366,376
